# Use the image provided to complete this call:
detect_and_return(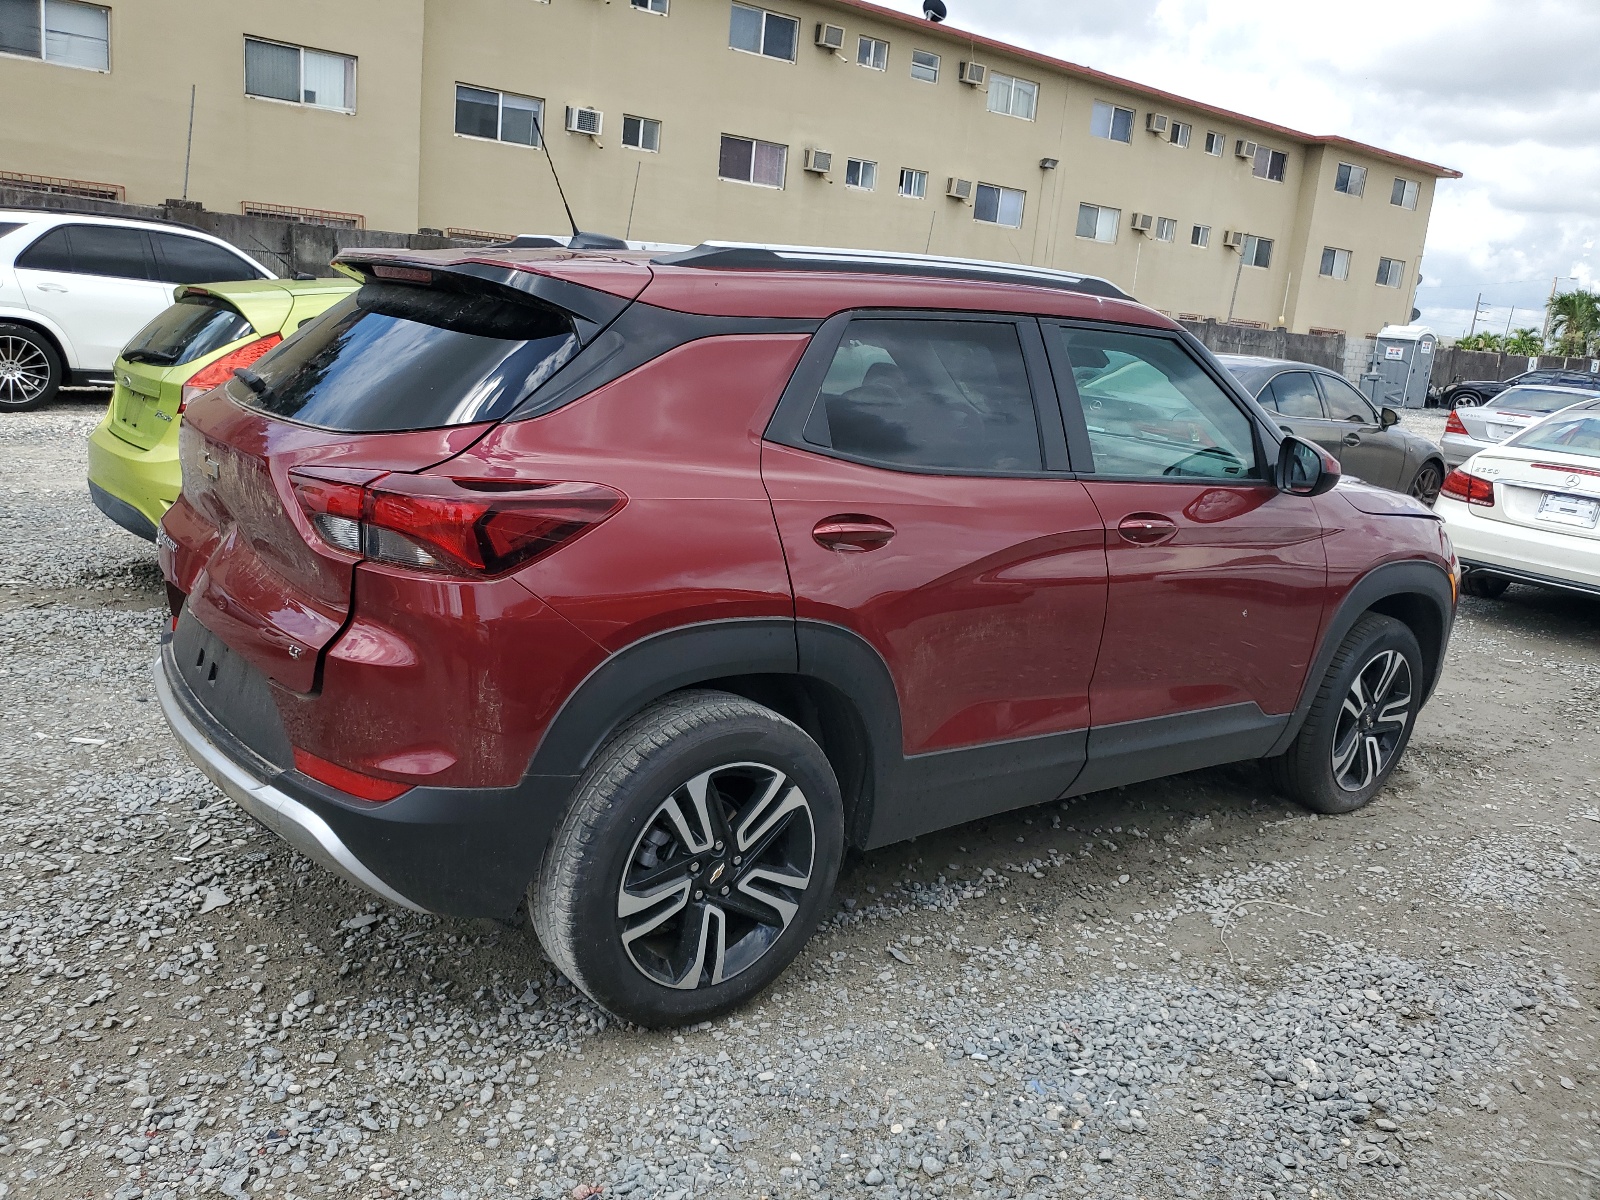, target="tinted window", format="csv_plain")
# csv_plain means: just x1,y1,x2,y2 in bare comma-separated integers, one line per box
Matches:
1265,372,1324,419
238,282,579,432
150,231,262,284
63,225,152,280
807,319,1042,473
1496,387,1597,415
122,296,255,367
1319,373,1377,422
1051,326,1259,481
0,222,23,240
14,227,74,272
